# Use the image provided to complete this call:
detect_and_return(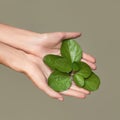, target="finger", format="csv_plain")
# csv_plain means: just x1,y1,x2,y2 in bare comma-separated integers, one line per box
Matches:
70,85,90,95
60,89,86,99
62,32,81,40
42,32,81,45
46,32,81,42
43,85,64,101
81,59,97,70
52,32,81,48
82,53,96,63
33,77,64,101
